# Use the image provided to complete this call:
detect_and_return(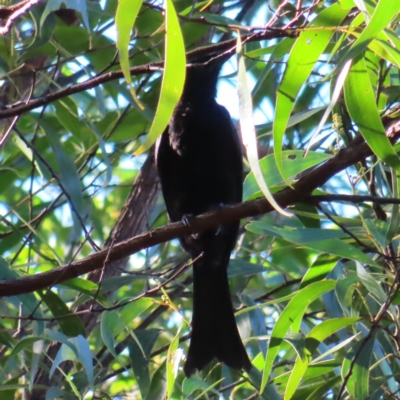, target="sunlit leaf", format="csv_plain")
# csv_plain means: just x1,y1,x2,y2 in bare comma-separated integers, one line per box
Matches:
135,0,186,155
261,280,336,392
274,3,349,181
116,0,144,108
